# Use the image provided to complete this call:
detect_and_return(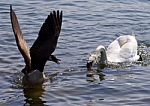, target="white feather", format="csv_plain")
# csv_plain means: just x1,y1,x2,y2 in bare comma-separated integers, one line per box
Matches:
88,35,139,66
107,35,139,62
